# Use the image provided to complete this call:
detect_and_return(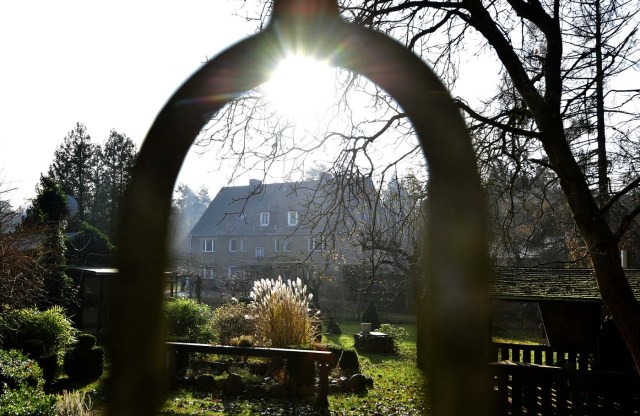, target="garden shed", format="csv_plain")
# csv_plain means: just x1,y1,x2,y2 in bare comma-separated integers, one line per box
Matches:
490,267,640,352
